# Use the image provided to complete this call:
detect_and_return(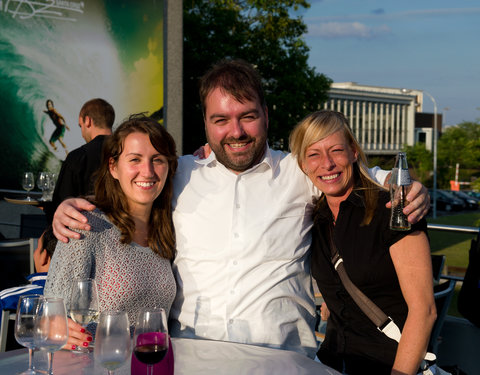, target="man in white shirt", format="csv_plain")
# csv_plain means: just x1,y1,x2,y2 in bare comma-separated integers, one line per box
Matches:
52,59,429,358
